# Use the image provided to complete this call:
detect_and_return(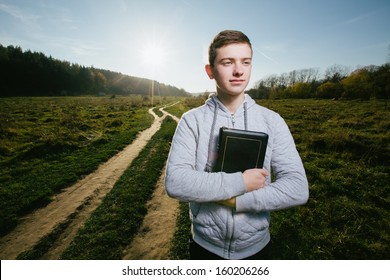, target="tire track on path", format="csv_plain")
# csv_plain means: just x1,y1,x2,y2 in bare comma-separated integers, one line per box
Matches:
122,105,180,260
